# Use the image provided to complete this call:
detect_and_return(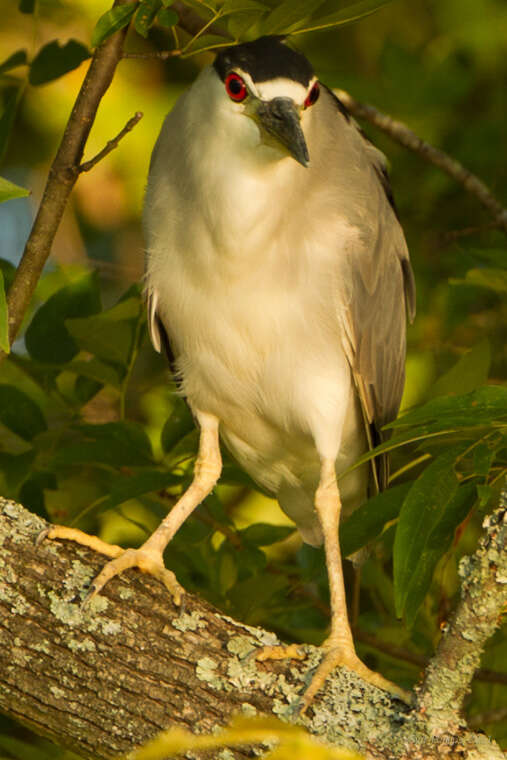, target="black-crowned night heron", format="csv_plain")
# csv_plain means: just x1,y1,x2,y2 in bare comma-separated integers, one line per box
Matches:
42,36,415,708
